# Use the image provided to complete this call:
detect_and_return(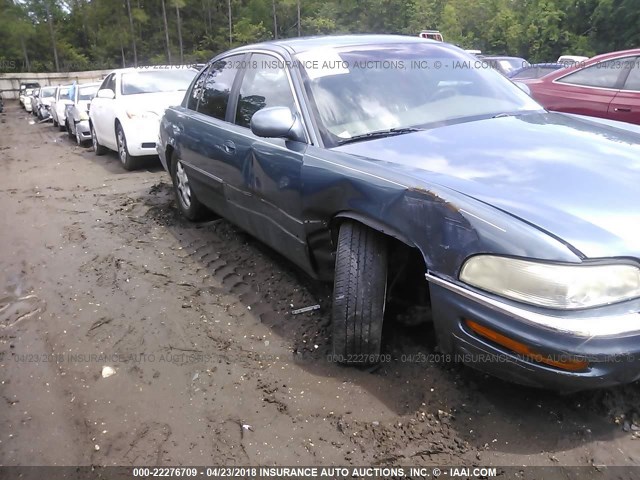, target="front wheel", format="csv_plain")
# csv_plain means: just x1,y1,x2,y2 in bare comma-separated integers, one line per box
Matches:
53,117,58,128
331,221,388,364
170,151,205,221
91,124,107,156
116,123,139,171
